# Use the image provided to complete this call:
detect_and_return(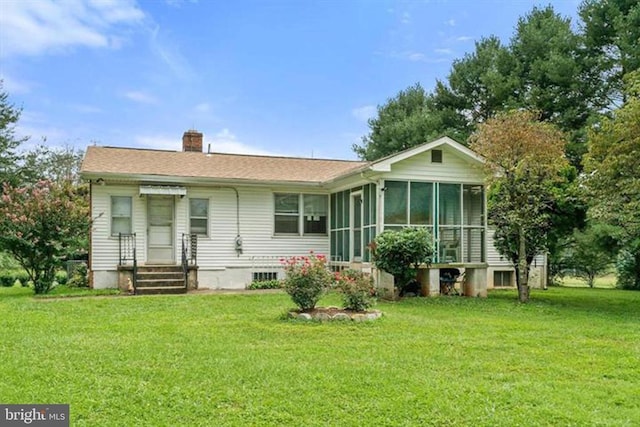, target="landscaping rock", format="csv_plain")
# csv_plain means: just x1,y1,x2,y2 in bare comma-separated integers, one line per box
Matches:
315,312,332,321
297,313,312,321
352,314,366,322
366,311,382,320
332,313,351,321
